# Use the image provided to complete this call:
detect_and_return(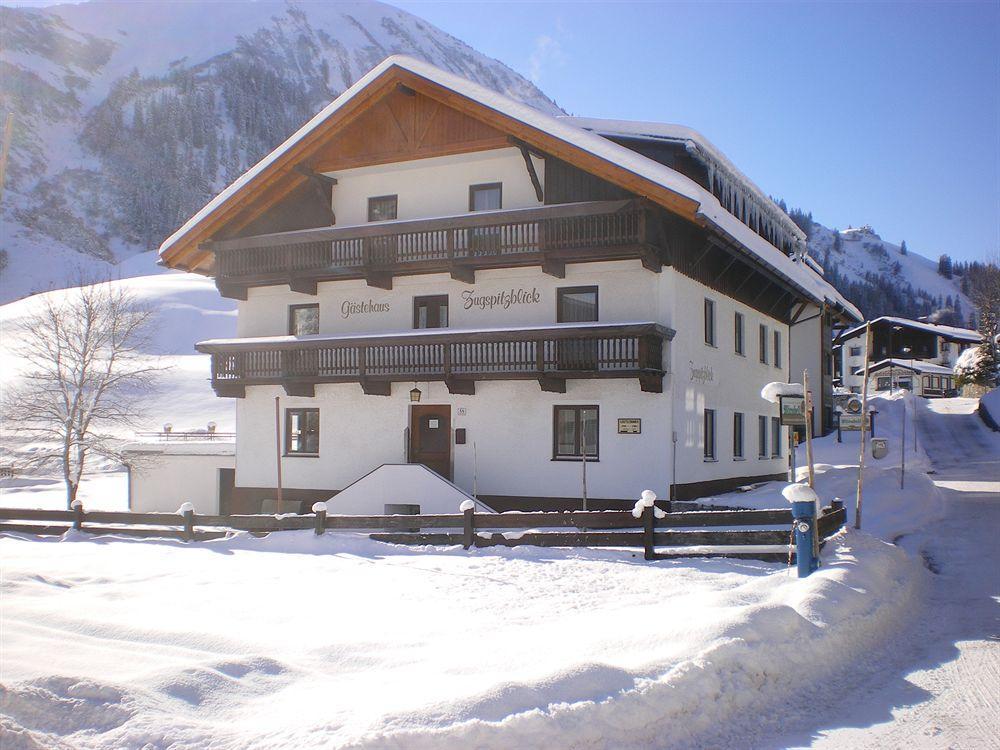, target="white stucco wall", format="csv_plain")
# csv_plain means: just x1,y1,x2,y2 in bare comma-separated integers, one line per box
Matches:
668,275,789,486
235,377,672,502
328,147,543,226
126,450,235,514
237,260,661,338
